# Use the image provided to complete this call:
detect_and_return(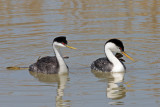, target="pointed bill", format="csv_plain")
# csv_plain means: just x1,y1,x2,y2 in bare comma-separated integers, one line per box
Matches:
122,52,135,62
66,45,77,49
